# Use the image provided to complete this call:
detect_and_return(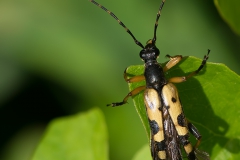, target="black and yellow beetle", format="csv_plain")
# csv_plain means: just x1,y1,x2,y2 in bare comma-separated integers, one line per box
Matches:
90,0,210,159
